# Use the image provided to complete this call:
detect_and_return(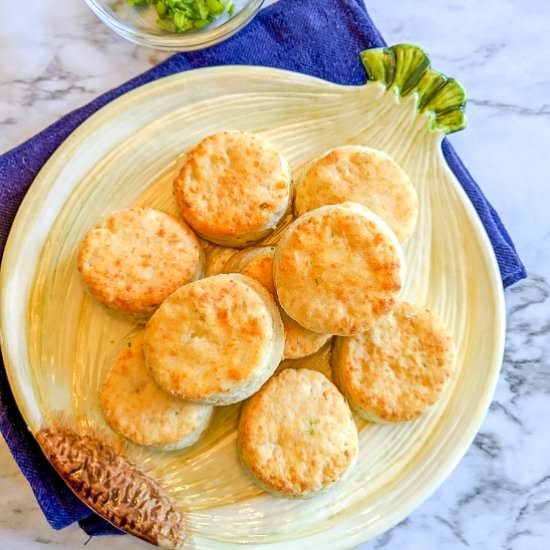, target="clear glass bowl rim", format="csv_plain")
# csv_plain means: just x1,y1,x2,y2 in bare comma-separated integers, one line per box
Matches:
84,0,265,51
